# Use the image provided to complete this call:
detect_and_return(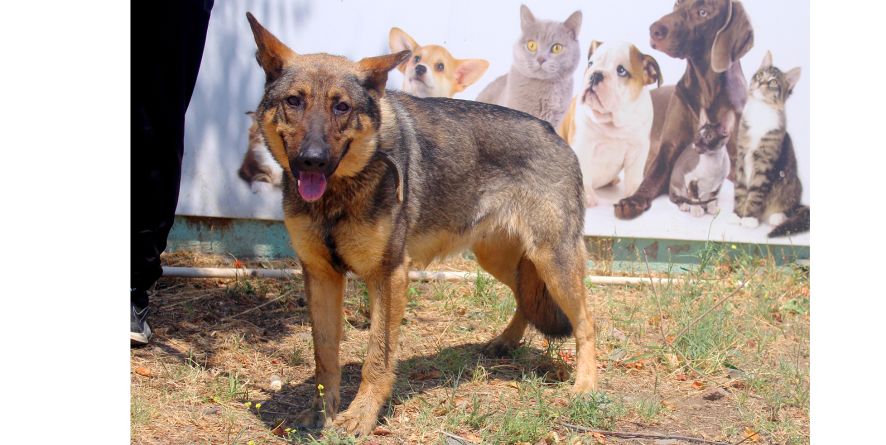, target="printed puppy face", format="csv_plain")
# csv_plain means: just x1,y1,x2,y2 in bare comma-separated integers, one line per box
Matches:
389,27,489,98
247,13,409,202
580,41,661,118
